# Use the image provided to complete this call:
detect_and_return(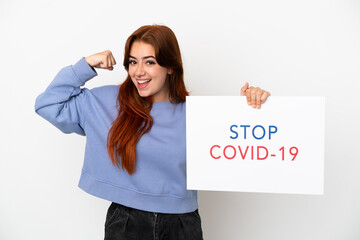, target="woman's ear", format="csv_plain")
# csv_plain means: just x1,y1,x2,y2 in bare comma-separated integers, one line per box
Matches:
167,69,173,74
